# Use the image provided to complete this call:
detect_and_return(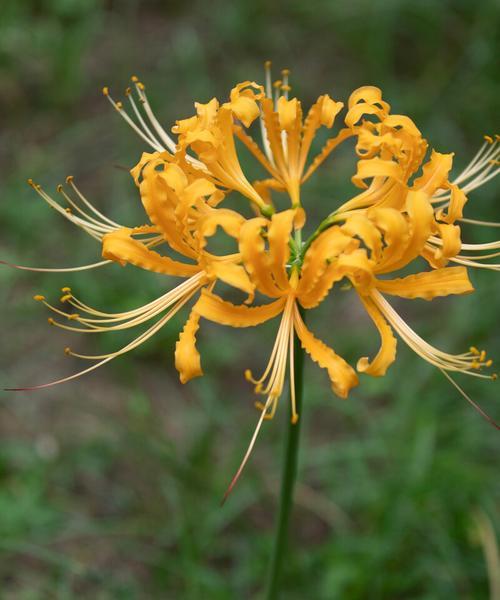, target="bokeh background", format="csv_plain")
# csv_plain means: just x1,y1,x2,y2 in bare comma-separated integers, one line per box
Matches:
1,1,499,598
